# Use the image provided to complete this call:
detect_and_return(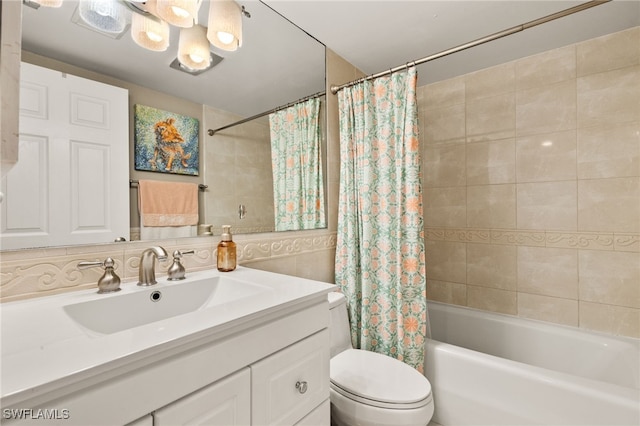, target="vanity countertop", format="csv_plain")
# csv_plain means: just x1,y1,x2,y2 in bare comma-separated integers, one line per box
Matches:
0,266,336,407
